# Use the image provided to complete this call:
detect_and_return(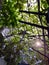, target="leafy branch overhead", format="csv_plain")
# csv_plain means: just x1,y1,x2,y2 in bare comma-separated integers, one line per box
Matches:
0,0,49,65
0,0,21,27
